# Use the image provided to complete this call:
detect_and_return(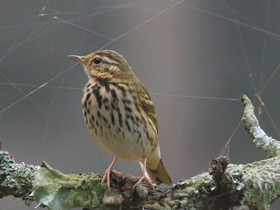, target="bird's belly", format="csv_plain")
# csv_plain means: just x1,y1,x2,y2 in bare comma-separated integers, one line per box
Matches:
93,126,151,161
82,83,155,161
88,109,153,161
